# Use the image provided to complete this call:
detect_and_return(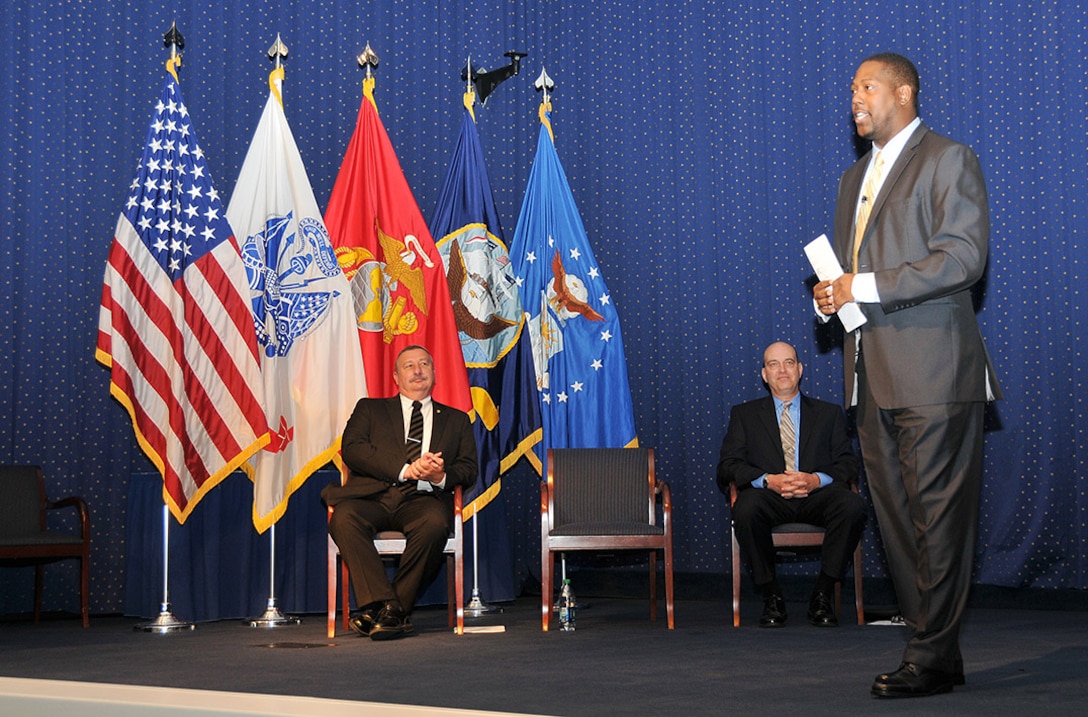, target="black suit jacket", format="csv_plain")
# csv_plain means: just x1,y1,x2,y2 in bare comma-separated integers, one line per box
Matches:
716,394,857,494
321,396,477,510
